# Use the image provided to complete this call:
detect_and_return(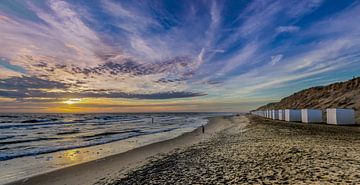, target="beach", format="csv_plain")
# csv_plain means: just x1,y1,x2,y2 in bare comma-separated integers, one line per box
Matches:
7,115,360,185
109,115,360,184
